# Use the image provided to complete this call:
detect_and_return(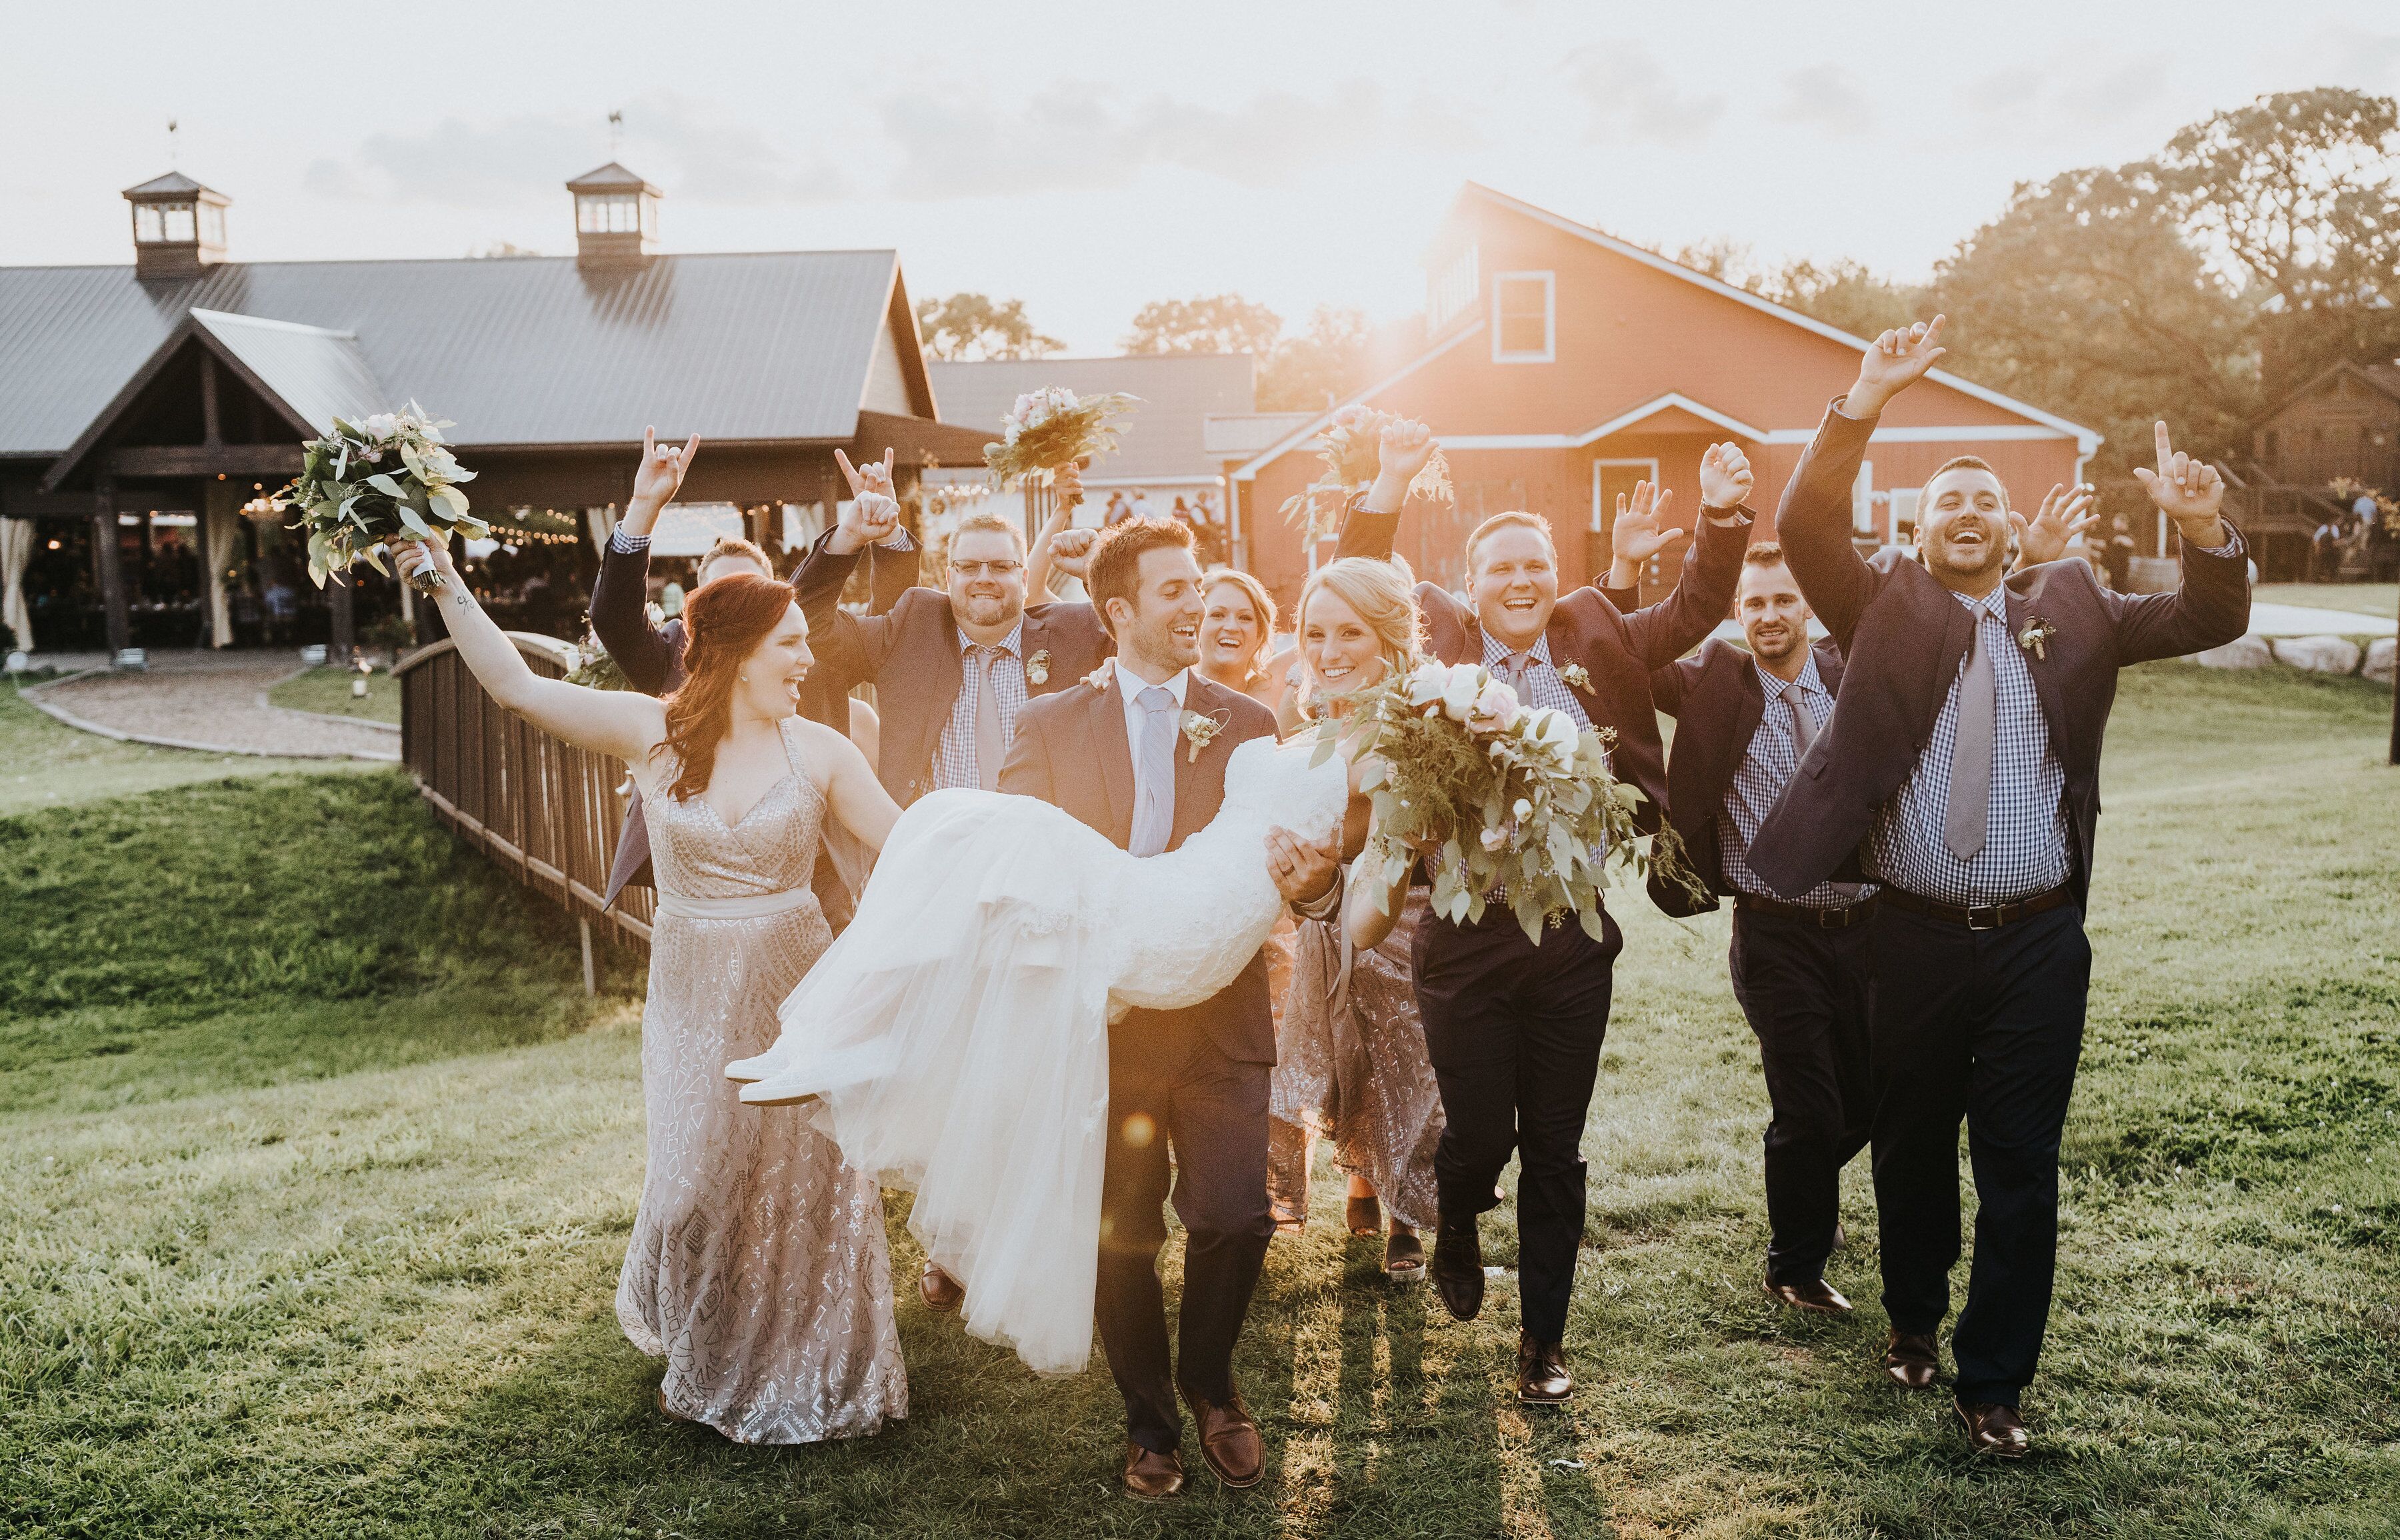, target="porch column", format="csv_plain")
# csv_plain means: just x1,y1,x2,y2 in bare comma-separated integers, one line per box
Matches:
92,473,131,657
203,479,241,648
